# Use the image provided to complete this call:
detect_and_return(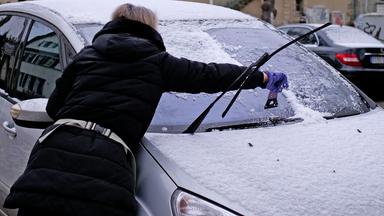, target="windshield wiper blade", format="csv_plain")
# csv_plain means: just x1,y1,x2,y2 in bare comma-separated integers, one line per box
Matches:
206,117,303,132
184,22,331,134
324,107,363,120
